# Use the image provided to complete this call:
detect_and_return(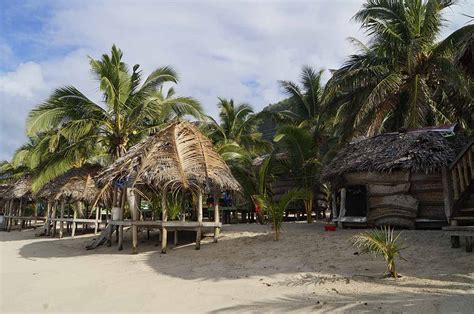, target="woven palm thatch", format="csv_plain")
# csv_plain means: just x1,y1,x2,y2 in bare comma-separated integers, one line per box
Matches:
36,164,103,203
322,130,466,184
0,184,11,199
4,176,32,200
98,121,241,192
